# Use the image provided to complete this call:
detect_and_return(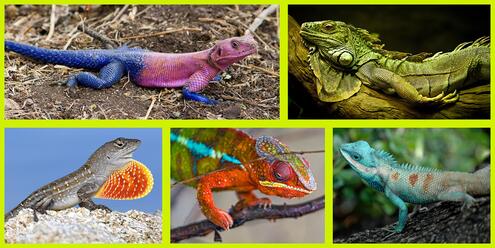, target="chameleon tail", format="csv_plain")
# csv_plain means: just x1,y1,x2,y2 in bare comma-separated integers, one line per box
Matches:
5,40,110,70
